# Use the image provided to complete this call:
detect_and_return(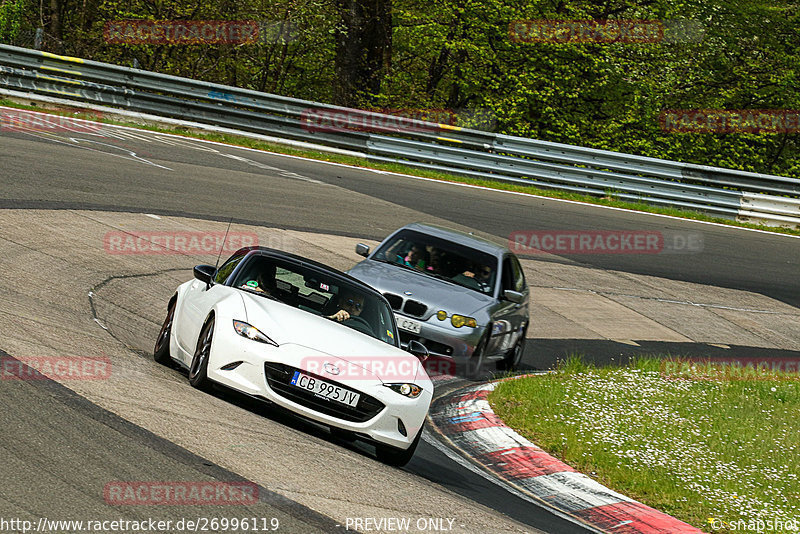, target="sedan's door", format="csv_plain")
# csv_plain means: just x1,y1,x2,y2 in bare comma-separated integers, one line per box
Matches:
486,255,529,356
